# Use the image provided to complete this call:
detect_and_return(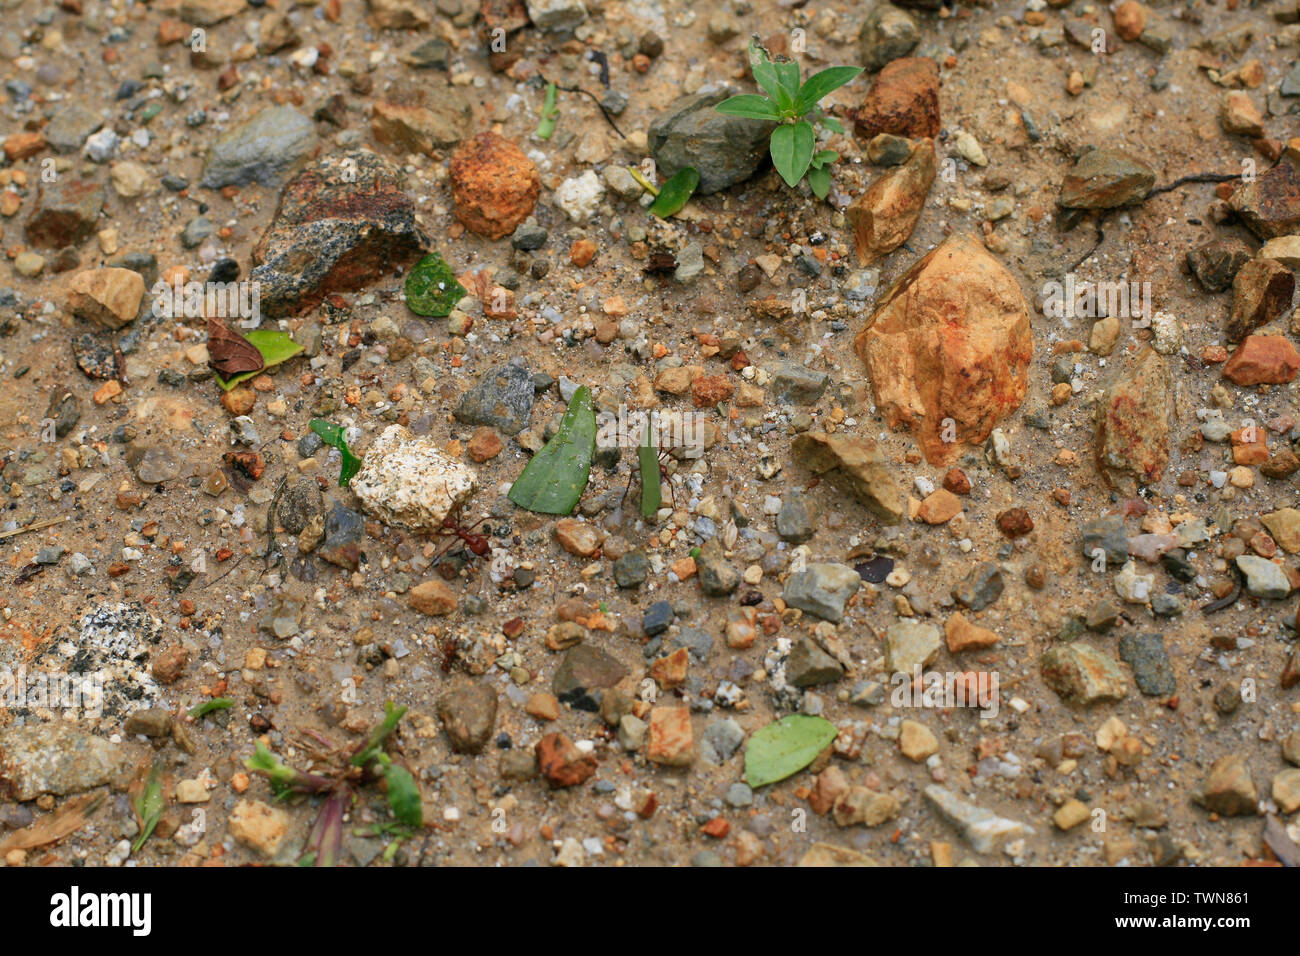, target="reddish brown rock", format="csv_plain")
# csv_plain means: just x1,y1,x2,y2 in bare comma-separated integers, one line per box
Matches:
944,612,1000,652
448,132,541,239
1223,334,1300,385
535,732,597,788
1095,348,1170,494
854,233,1033,466
1227,258,1294,342
846,138,935,264
1229,155,1300,239
1112,0,1147,40
3,132,45,162
25,177,105,249
250,150,426,317
852,57,940,140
